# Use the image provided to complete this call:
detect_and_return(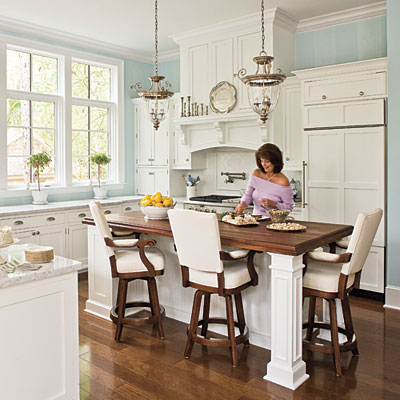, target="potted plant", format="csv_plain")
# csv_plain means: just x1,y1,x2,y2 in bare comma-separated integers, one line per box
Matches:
90,153,111,199
27,152,52,205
